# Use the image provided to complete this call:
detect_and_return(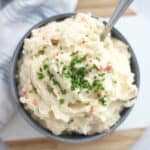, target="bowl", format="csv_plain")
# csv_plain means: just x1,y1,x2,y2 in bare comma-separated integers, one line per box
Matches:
9,13,140,143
